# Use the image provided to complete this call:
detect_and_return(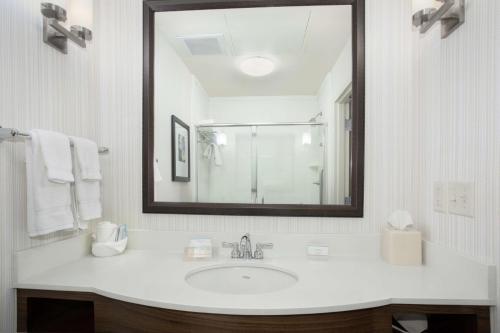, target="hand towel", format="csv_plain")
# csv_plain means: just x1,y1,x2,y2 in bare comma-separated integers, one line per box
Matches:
203,143,223,166
213,145,223,166
203,144,214,159
69,136,102,227
69,136,102,180
26,131,75,237
35,129,74,183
